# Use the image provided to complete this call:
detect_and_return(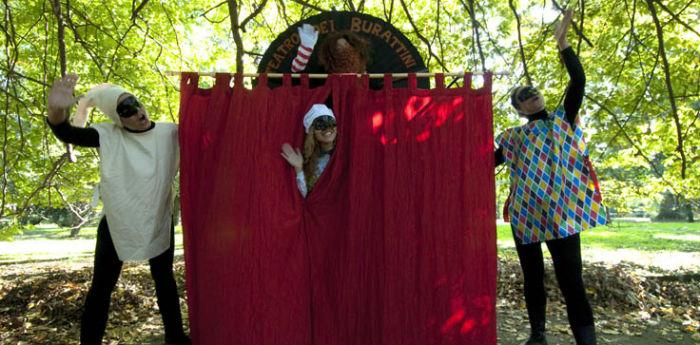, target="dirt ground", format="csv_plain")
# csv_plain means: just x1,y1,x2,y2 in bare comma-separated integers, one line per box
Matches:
1,255,698,345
